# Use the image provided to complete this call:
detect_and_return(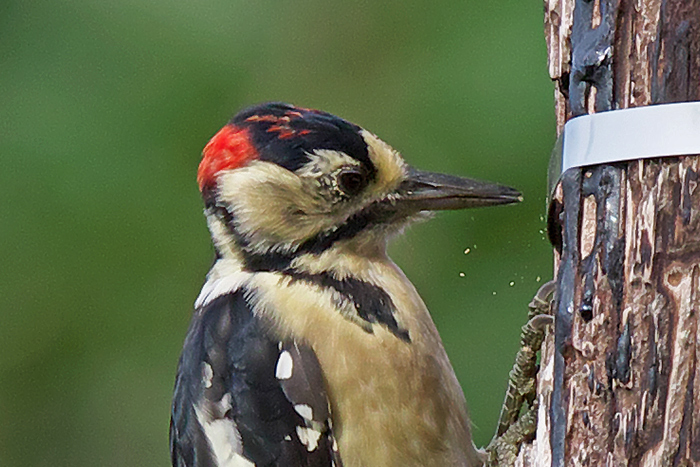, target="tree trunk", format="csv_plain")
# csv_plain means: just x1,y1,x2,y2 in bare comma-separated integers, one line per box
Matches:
518,1,700,465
